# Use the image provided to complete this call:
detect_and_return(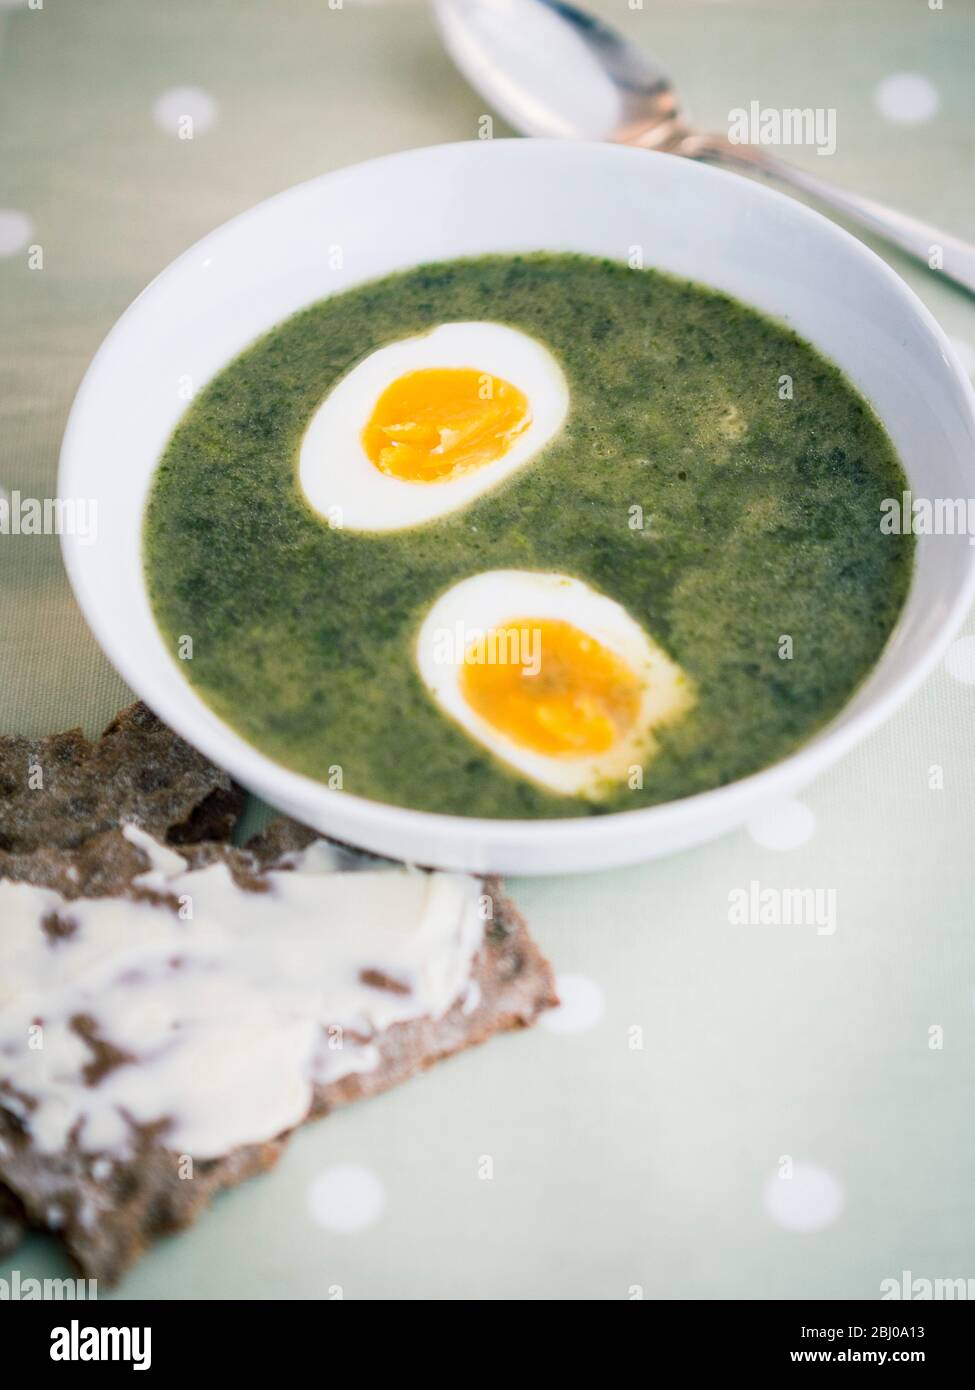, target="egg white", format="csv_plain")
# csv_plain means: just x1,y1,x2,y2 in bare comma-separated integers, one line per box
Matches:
298,322,569,533
415,570,694,797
